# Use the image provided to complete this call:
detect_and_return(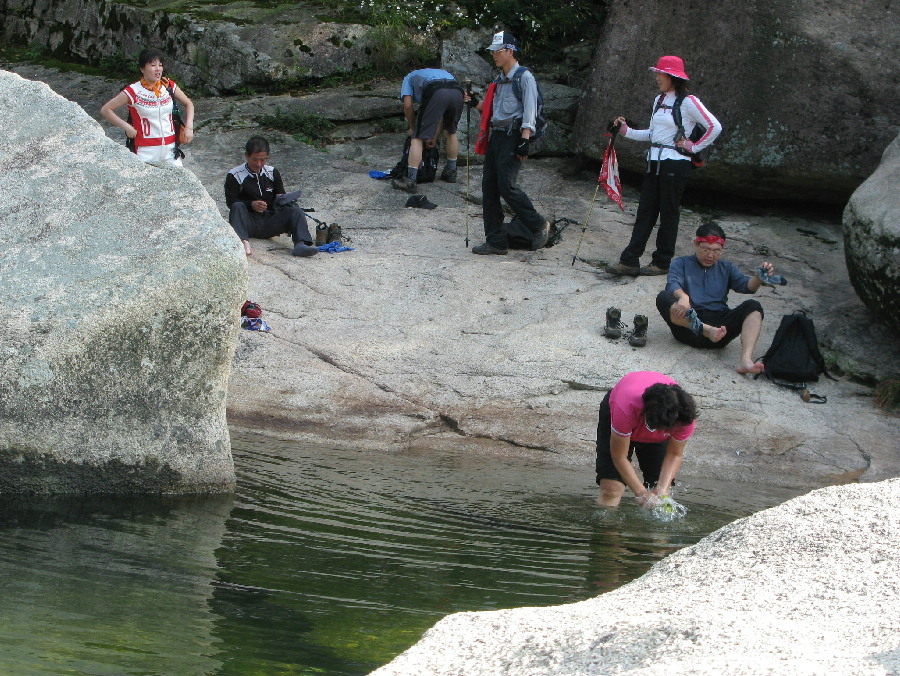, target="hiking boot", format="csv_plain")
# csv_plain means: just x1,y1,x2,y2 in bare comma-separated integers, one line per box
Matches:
440,167,457,183
327,223,342,244
607,262,640,277
639,264,668,276
629,314,648,347
391,175,417,193
292,242,319,257
531,220,550,250
603,307,623,339
314,224,329,246
472,242,508,255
